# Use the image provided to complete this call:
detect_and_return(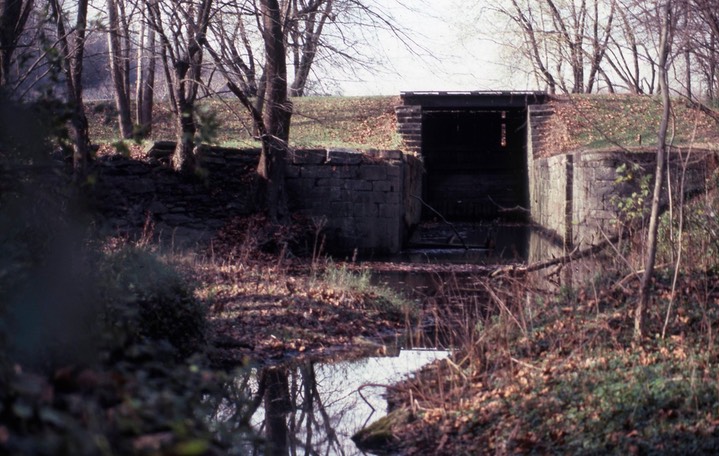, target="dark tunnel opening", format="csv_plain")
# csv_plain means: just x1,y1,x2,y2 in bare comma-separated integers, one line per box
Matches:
421,108,528,221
